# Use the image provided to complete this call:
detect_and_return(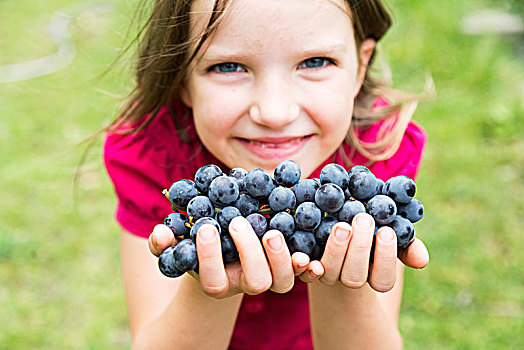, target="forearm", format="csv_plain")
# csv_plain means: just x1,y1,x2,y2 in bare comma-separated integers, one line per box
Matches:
133,273,243,349
308,282,402,350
